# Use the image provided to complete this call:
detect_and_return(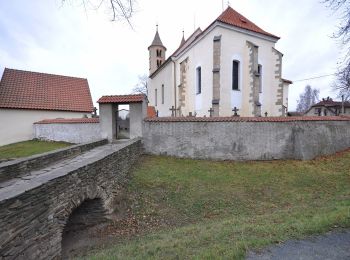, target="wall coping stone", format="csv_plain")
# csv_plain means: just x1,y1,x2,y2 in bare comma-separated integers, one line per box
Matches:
0,139,108,183
34,118,100,124
144,116,350,123
0,138,141,202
